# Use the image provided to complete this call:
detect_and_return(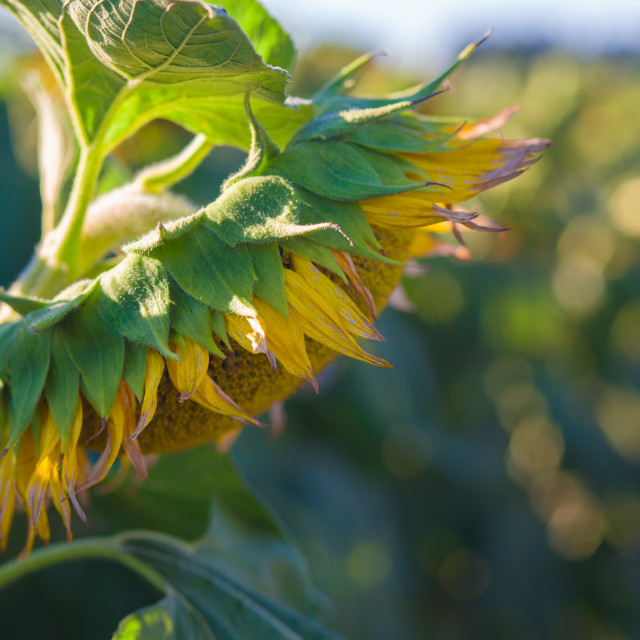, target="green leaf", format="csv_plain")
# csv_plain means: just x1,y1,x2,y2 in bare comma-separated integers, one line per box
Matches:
269,140,428,201
344,114,454,154
94,445,225,540
0,289,48,315
211,311,230,349
96,254,174,359
0,322,17,382
45,331,79,446
25,279,98,331
203,455,318,613
69,0,289,149
221,0,296,71
104,92,311,153
313,34,489,115
205,176,332,246
3,0,293,150
288,95,433,146
296,192,393,262
279,238,345,280
122,342,148,402
117,532,339,640
113,594,214,640
59,299,124,417
153,227,256,317
96,448,317,609
250,244,288,317
170,284,225,359
5,325,51,445
125,211,206,254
